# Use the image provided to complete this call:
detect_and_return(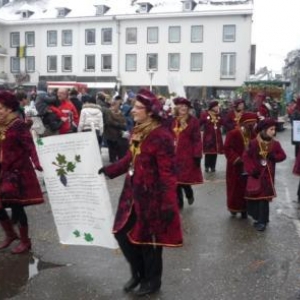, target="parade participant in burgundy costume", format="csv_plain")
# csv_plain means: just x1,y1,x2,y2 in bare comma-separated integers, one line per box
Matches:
172,97,203,209
292,136,300,202
0,91,44,254
243,119,286,231
291,96,300,157
224,98,245,132
98,89,182,297
199,100,224,172
224,112,257,218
